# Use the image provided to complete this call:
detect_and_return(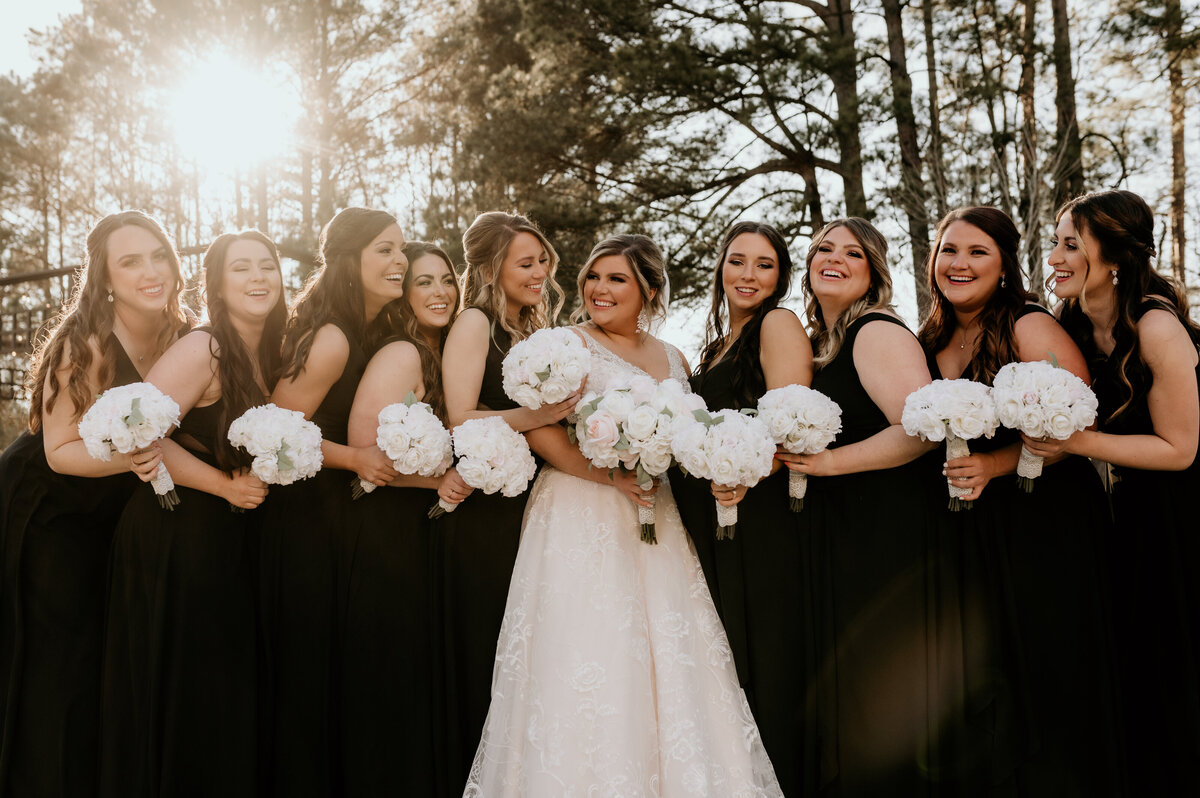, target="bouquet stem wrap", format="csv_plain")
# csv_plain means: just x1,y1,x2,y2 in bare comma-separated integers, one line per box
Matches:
715,502,737,540
151,462,179,510
637,498,656,544
788,470,807,513
946,432,973,511
1016,445,1043,492
429,498,458,518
